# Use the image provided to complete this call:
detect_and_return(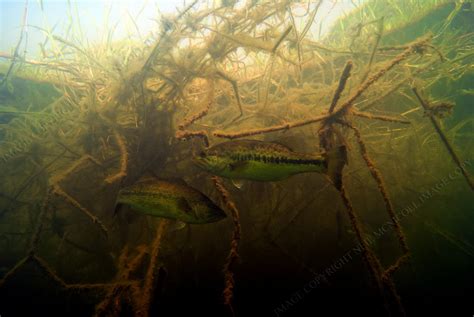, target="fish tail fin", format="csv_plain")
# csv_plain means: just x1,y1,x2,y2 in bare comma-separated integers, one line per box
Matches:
325,145,347,190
